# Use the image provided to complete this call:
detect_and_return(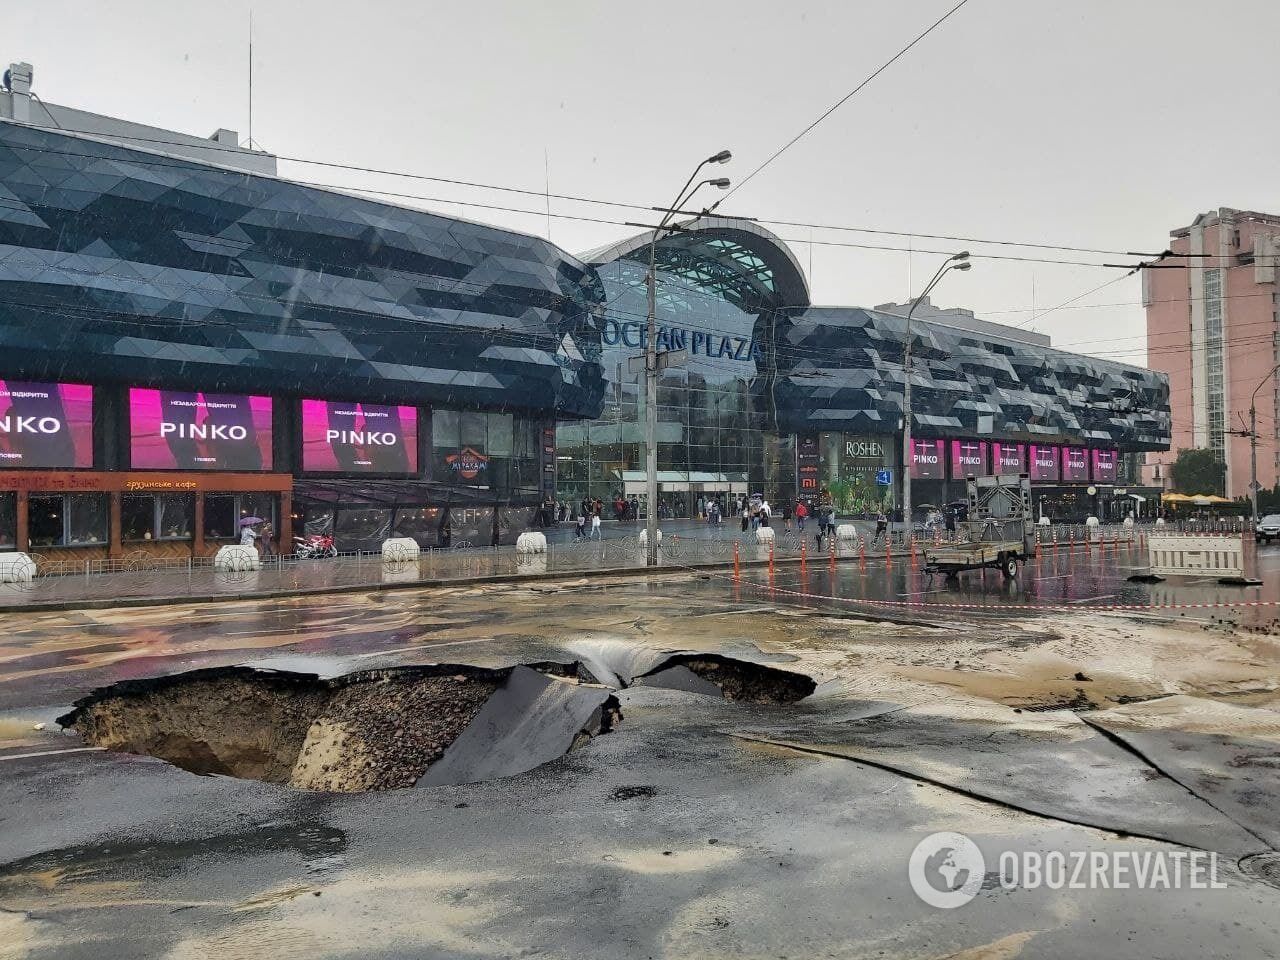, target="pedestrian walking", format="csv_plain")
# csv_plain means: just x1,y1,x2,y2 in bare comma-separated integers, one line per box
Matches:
760,499,771,528
575,512,586,540
782,500,792,530
873,509,888,545
260,521,275,557
795,499,807,532
590,506,602,540
740,502,750,533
